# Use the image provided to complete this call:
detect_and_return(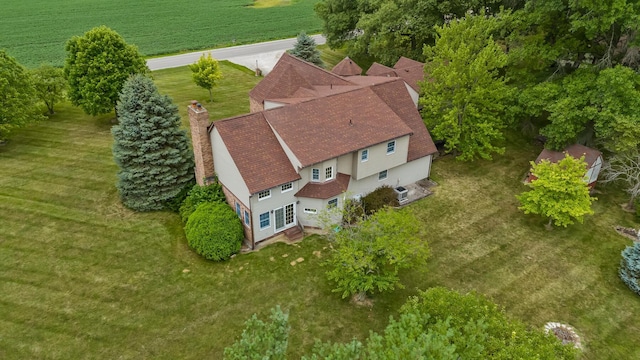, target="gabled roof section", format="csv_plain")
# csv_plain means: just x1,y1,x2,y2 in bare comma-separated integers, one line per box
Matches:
295,173,350,199
263,86,414,167
392,56,425,92
249,53,352,104
332,57,363,76
535,144,602,167
366,62,397,77
369,79,437,160
213,112,301,194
